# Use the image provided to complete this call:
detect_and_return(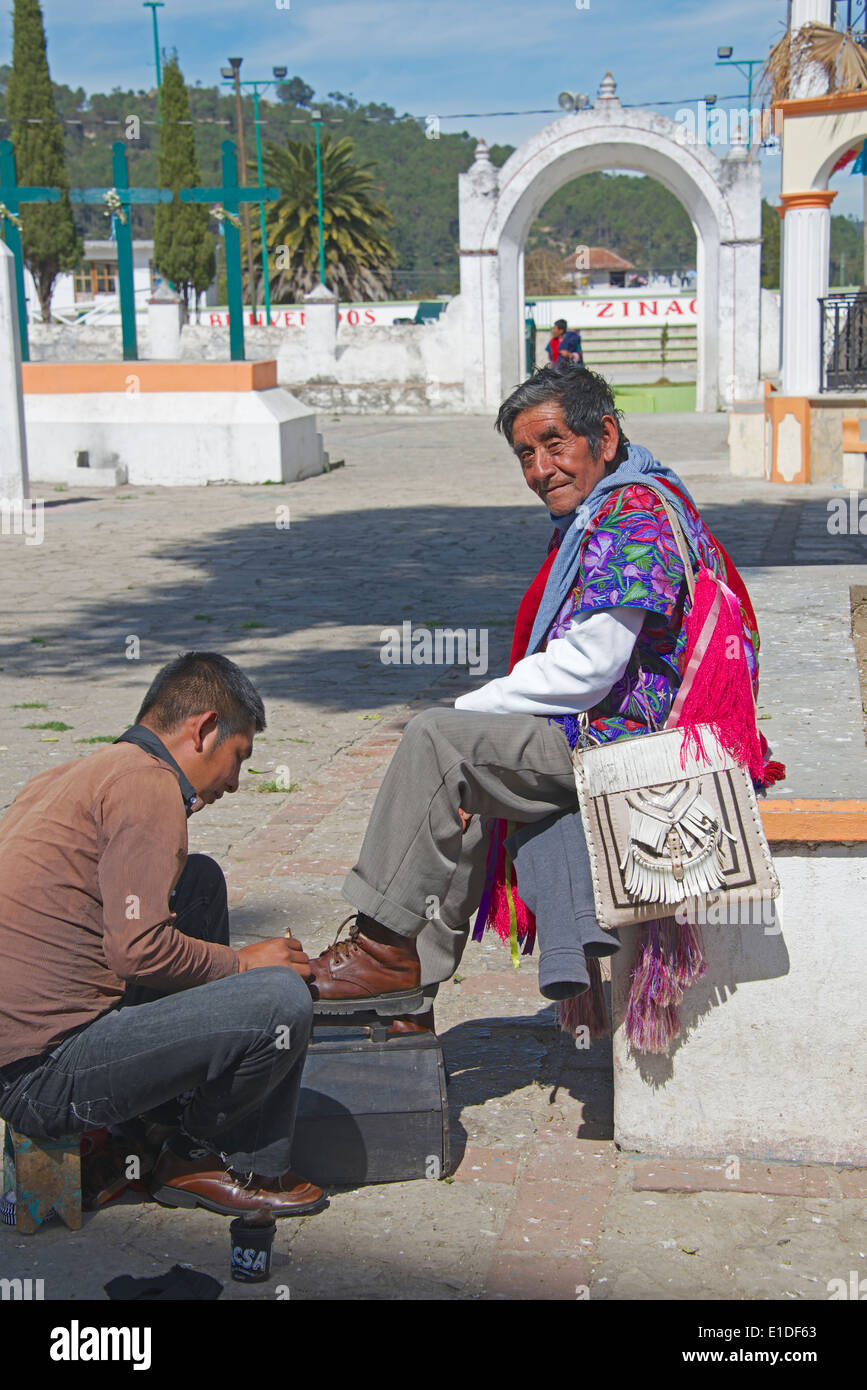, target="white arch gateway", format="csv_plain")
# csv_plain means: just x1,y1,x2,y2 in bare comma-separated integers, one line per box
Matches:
457,75,762,413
